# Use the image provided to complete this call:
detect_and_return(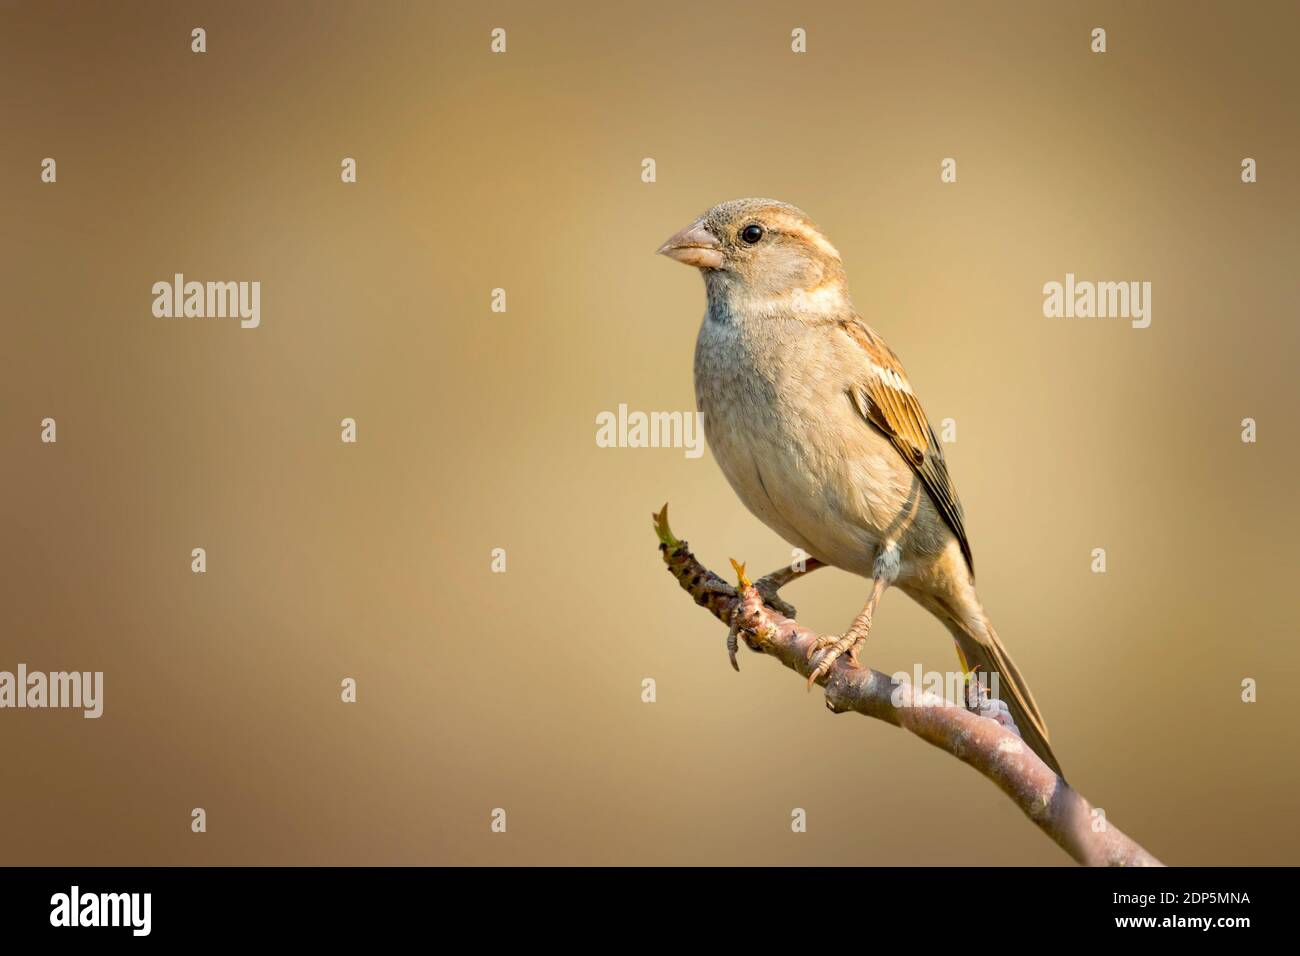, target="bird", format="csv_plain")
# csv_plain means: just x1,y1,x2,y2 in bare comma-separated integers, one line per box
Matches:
657,198,1065,780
